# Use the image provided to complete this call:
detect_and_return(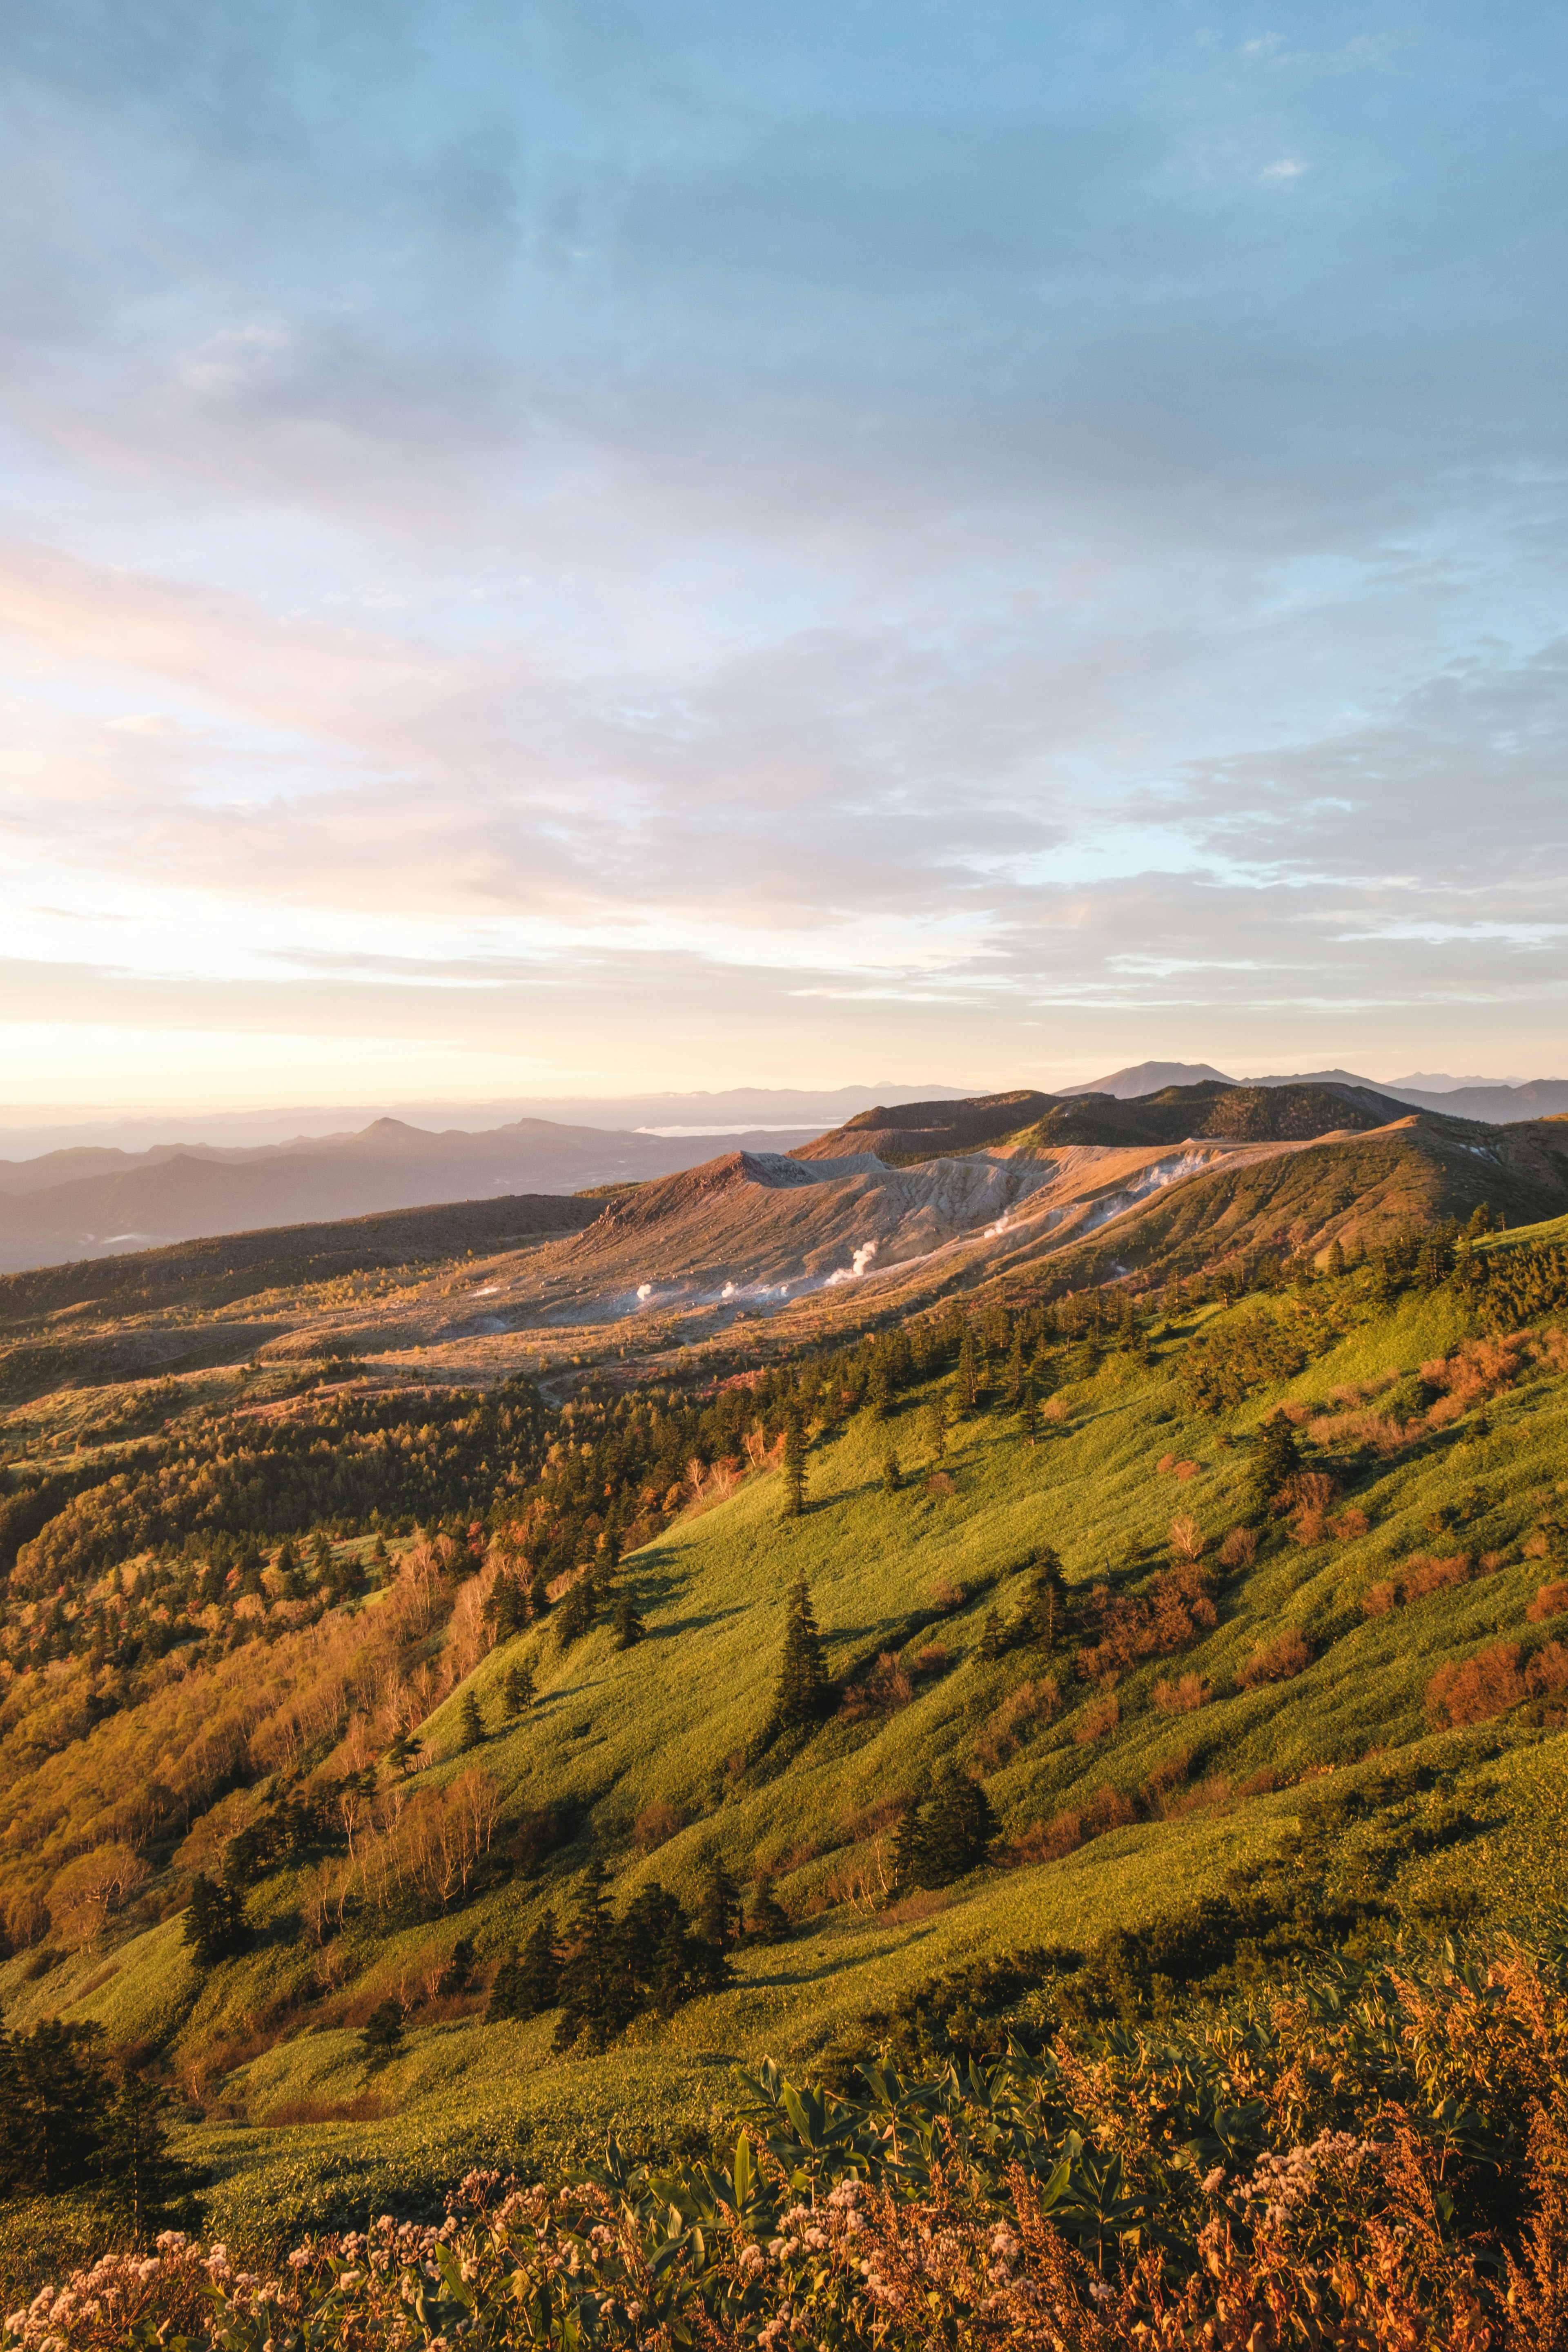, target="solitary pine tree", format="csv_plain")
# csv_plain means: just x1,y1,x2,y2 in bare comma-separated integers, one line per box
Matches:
437,1937,477,1996
889,1797,925,1893
514,1911,562,2016
1327,1238,1346,1279
359,2000,405,2066
457,1690,484,1751
182,1872,247,1968
745,1878,791,1943
882,1450,902,1495
1247,1411,1302,1524
773,1578,829,1728
980,1607,1006,1661
556,1572,597,1646
613,1589,646,1650
1025,1550,1069,1651
781,1404,808,1519
554,1862,622,2054
697,1858,743,1949
915,1764,1000,1886
98,2070,202,2239
486,1945,523,2023
924,1396,949,1462
502,1659,536,1718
